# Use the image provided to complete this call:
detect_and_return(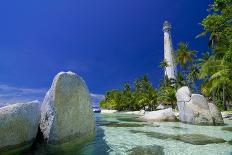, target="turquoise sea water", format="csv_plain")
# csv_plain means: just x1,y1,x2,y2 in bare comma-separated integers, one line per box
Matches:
4,113,232,155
